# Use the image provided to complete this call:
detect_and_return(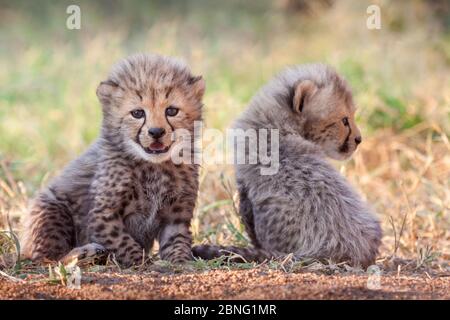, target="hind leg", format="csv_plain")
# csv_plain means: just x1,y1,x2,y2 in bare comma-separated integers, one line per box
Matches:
238,187,261,247
21,194,75,262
